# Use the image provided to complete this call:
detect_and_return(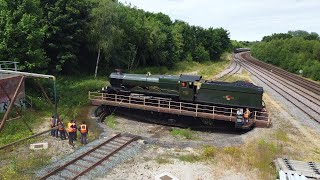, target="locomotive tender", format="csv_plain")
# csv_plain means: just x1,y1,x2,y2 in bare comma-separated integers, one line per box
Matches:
103,71,264,111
